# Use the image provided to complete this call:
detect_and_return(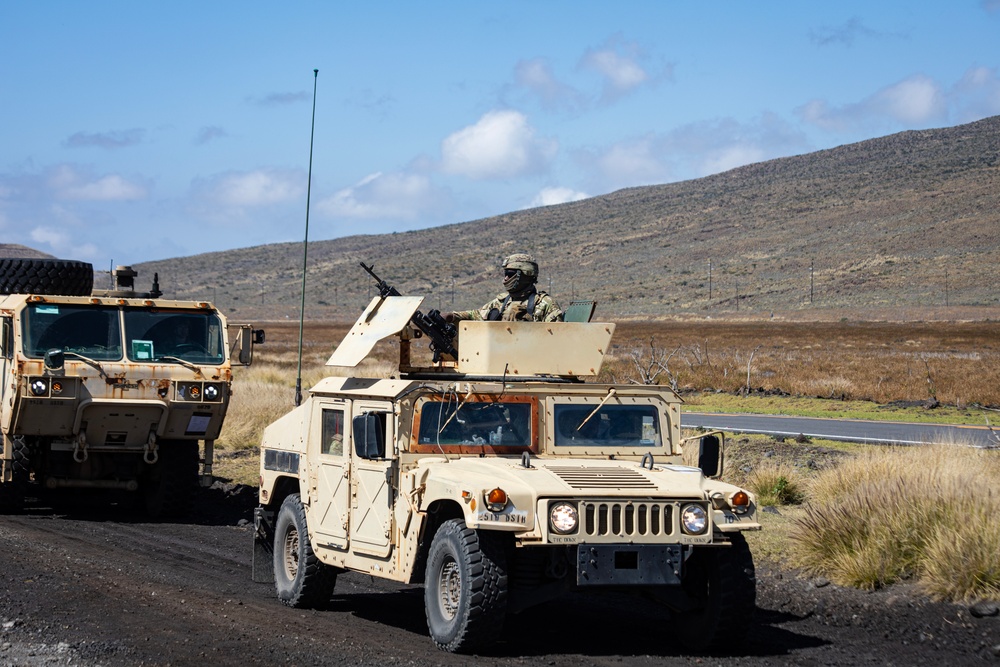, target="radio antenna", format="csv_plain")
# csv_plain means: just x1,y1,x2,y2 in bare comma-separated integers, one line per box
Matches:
295,68,319,407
